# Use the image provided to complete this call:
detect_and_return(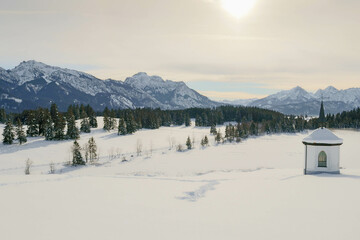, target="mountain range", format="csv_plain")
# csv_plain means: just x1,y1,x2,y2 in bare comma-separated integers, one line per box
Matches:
1,60,359,115
0,60,218,112
226,86,360,115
